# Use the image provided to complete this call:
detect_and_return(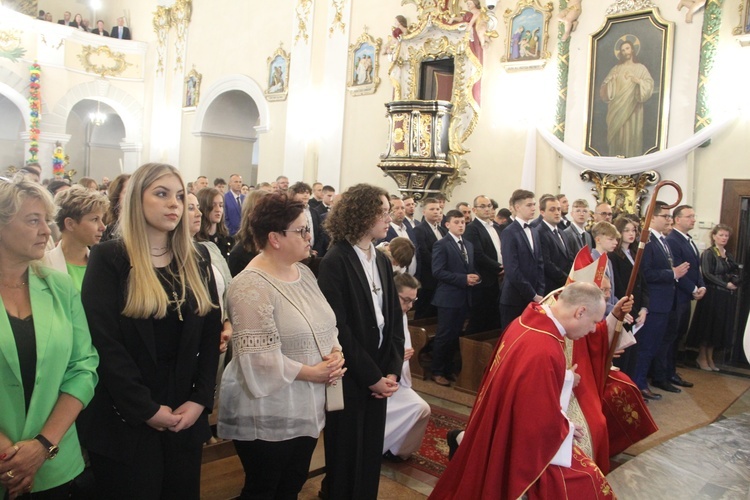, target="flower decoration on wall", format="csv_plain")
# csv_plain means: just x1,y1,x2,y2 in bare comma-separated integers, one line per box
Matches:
53,141,66,178
28,61,41,163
